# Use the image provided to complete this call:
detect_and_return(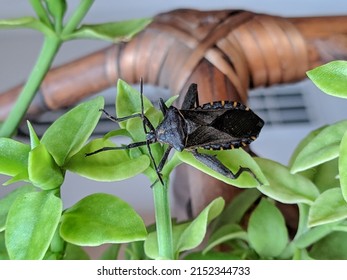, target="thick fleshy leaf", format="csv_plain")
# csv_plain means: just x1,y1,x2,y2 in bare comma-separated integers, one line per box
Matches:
307,61,347,99
256,158,319,204
309,231,347,259
2,171,29,186
308,188,347,227
27,121,40,149
126,116,163,165
165,95,179,107
178,149,266,188
45,0,66,25
311,158,339,193
41,96,104,166
101,244,121,260
291,120,347,173
212,188,261,229
248,198,288,258
340,130,347,201
293,222,337,249
0,16,52,35
176,197,224,253
0,185,36,231
28,144,64,190
63,244,90,260
65,138,150,181
289,125,327,168
184,251,242,260
145,197,224,259
116,79,165,167
60,193,147,246
0,232,9,260
0,138,30,177
6,191,62,260
66,18,151,42
116,79,153,126
203,224,248,254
